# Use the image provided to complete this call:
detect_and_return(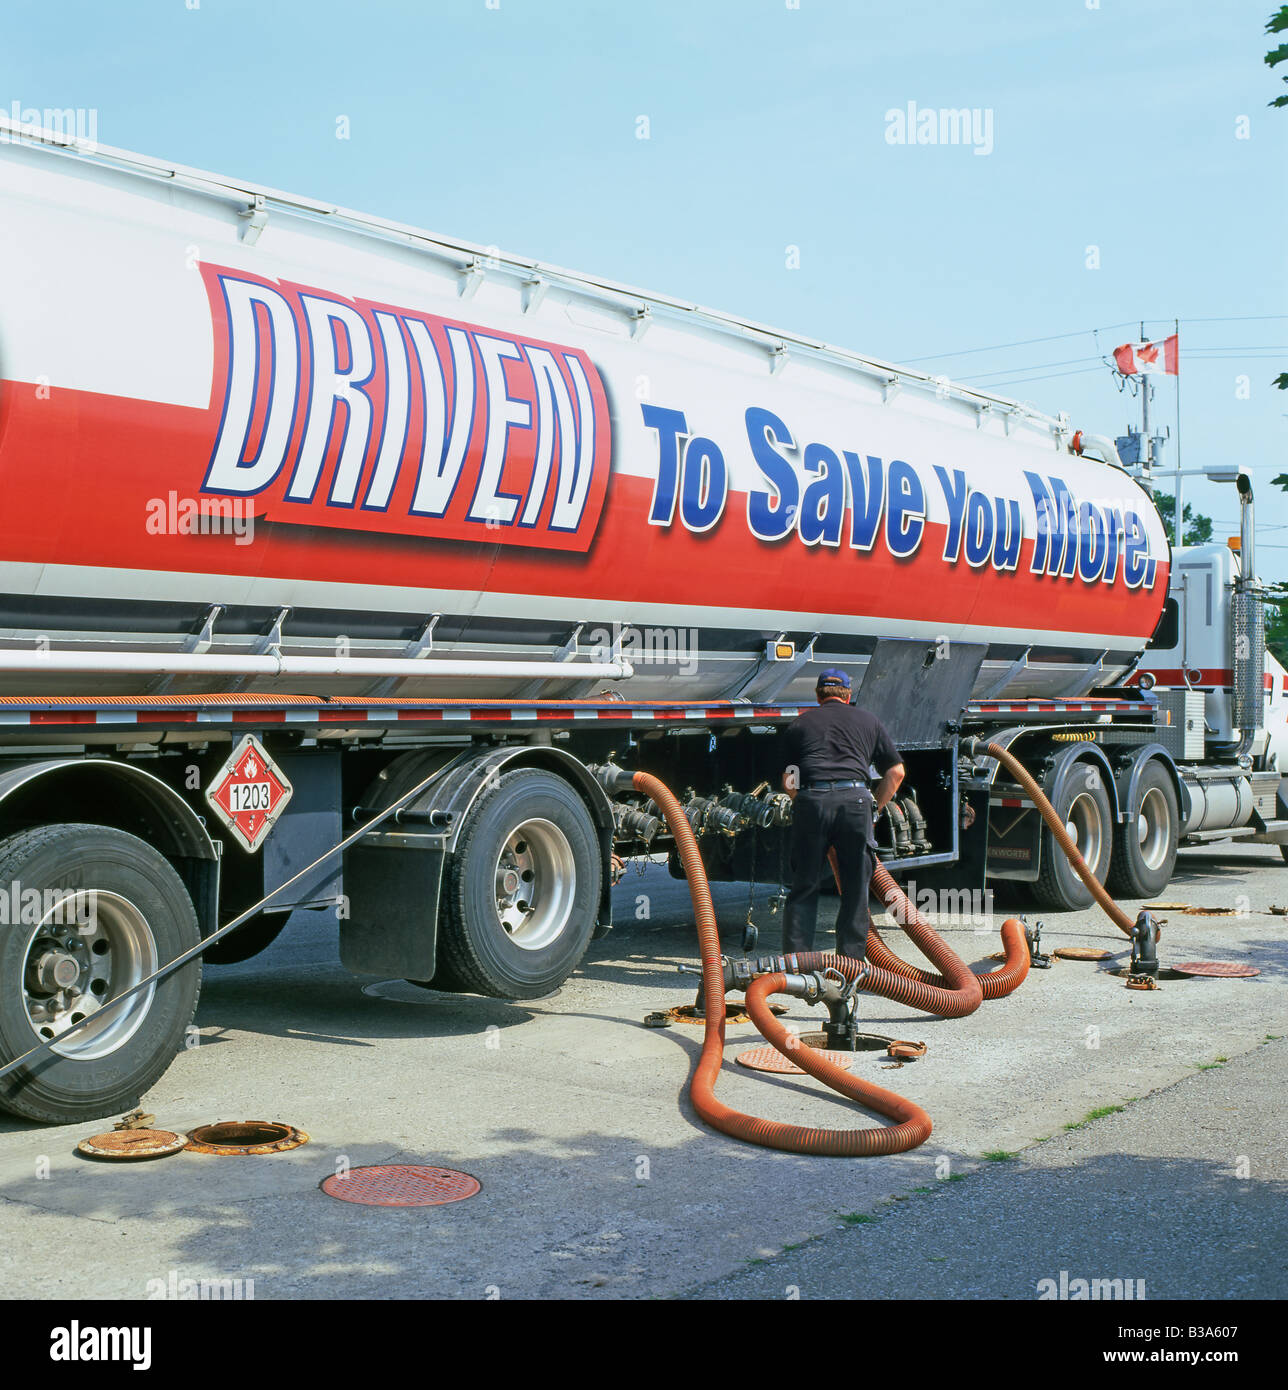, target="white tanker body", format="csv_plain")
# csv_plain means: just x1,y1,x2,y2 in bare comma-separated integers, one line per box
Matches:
0,123,1168,703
